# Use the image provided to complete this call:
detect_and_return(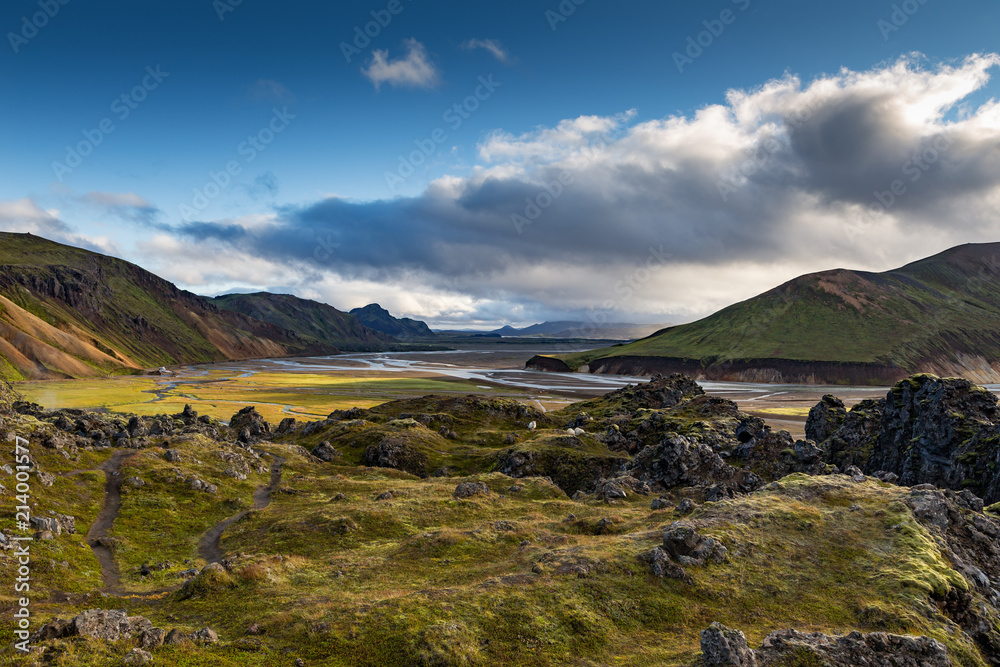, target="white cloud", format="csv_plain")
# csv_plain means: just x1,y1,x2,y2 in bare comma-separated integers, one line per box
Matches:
461,38,513,64
0,198,120,256
362,39,440,91
165,54,1000,326
248,79,294,102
